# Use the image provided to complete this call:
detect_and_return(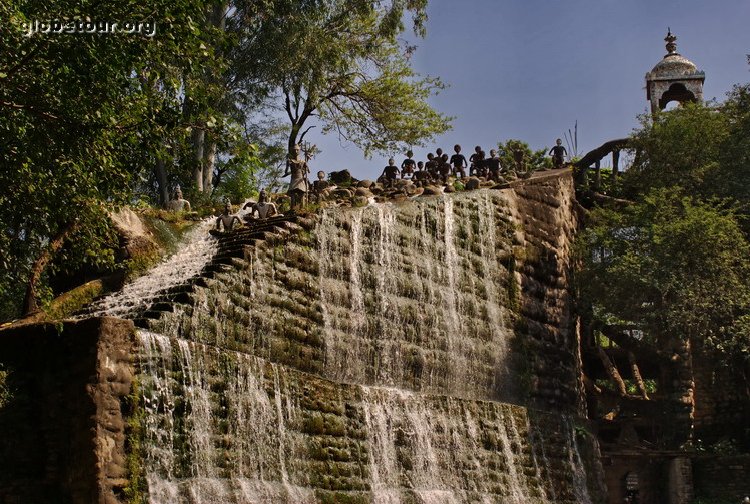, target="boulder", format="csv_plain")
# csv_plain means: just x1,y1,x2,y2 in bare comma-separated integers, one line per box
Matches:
332,188,354,199
357,179,374,188
465,177,481,190
421,185,443,196
353,196,370,207
444,184,455,193
329,169,355,186
354,187,374,198
109,208,158,260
